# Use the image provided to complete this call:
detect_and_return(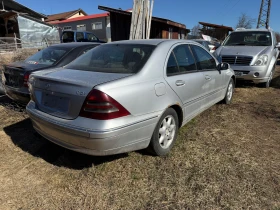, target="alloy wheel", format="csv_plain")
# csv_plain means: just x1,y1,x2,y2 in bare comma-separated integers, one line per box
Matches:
158,115,176,149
